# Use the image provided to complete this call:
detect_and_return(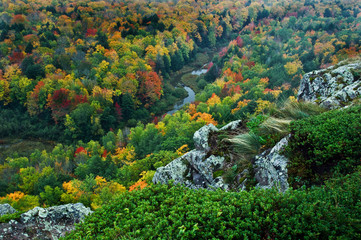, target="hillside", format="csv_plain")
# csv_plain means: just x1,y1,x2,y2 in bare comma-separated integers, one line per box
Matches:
0,0,361,239
1,58,361,240
63,61,361,239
